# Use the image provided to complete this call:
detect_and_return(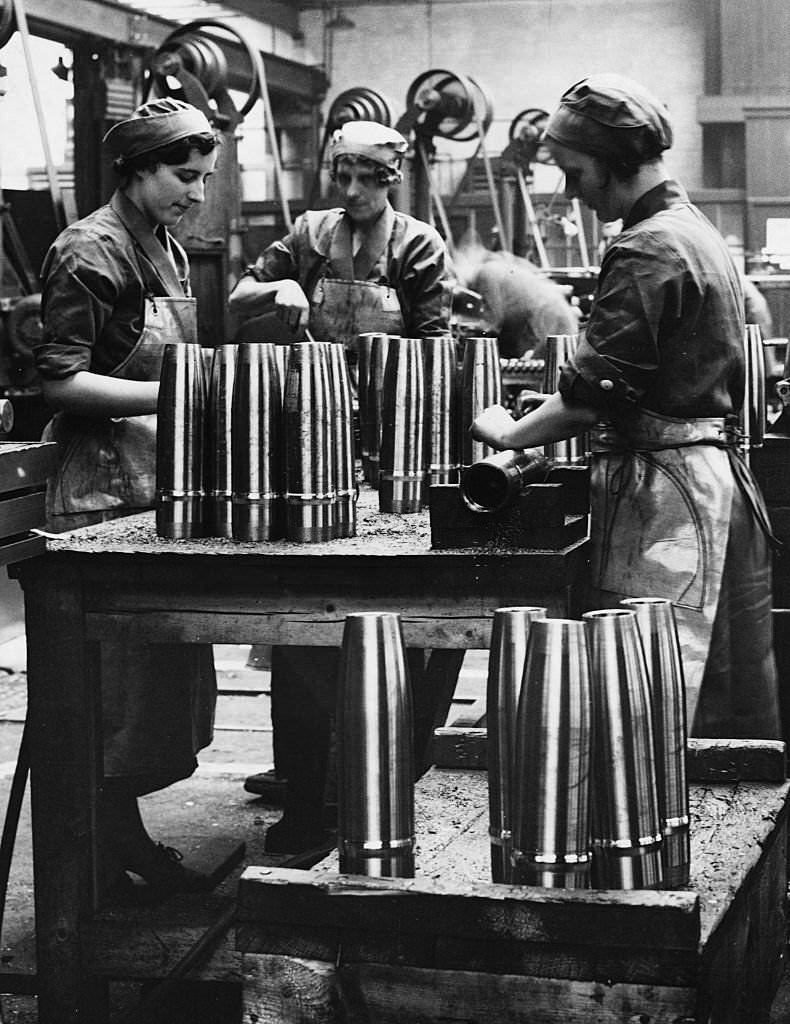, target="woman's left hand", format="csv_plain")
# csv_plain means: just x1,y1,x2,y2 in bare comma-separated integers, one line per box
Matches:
470,404,515,450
